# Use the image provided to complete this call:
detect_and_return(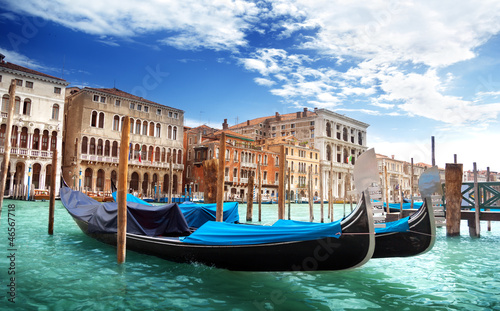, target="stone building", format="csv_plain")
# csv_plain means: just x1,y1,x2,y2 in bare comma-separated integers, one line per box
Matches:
230,108,369,198
62,87,184,198
0,55,69,196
